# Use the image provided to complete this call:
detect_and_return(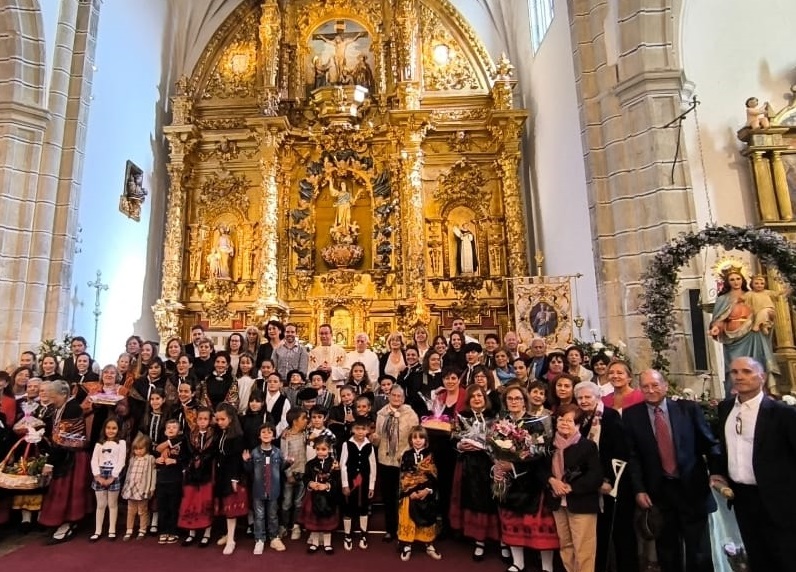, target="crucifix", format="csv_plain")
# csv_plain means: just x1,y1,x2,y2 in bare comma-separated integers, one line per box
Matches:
87,270,109,356
70,285,84,334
